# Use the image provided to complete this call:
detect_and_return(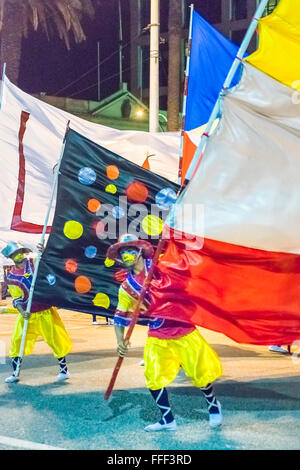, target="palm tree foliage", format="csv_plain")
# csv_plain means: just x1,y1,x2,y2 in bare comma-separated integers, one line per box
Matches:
0,0,96,84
